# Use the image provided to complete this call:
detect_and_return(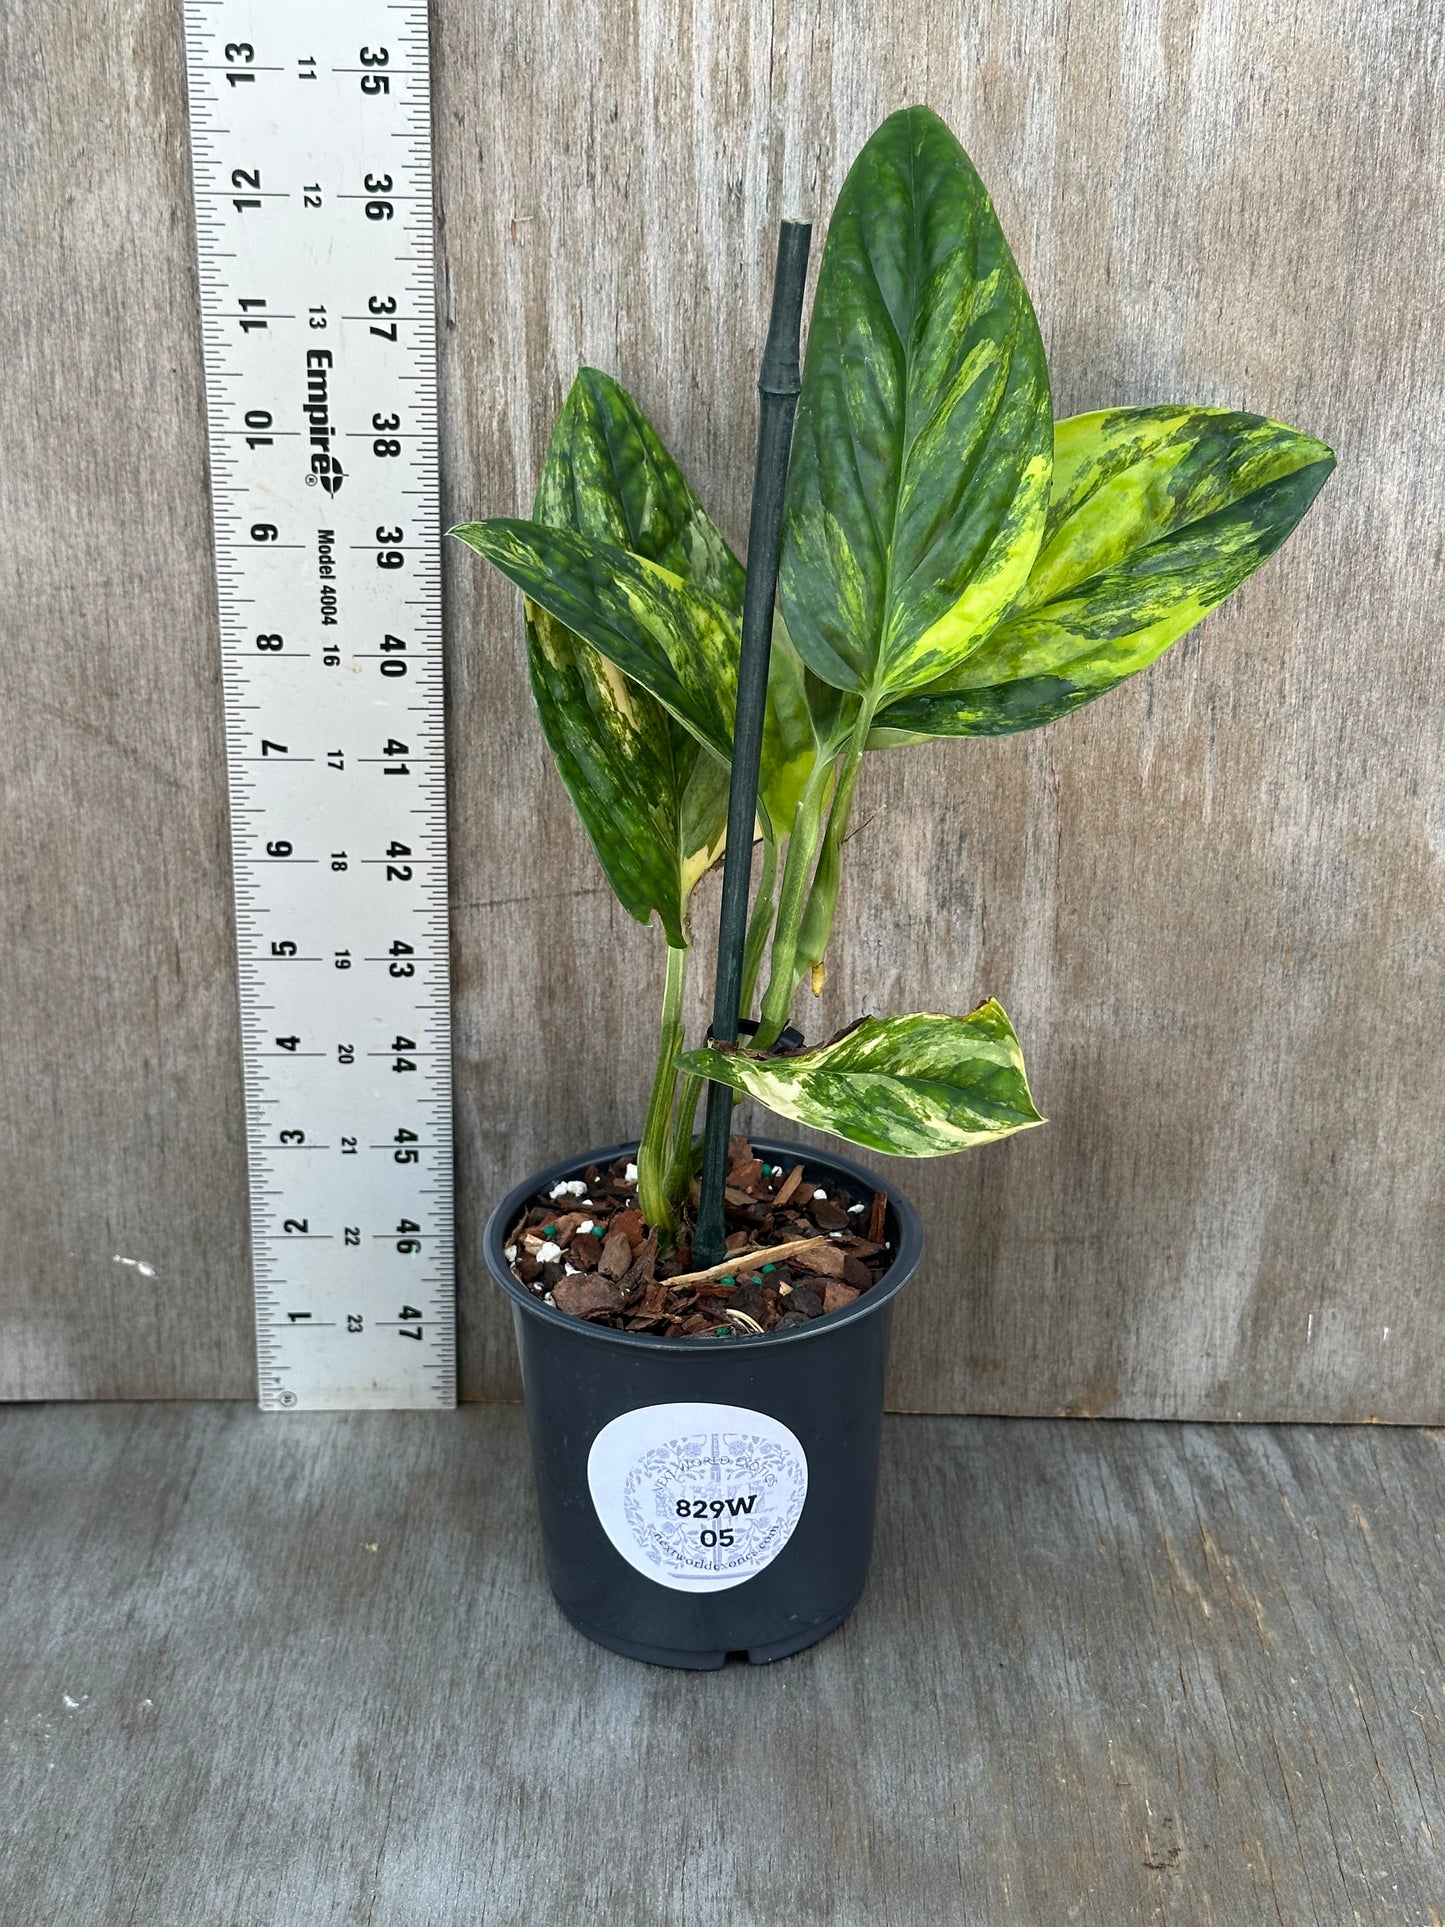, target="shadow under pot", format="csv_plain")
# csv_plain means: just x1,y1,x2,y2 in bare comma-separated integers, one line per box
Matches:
483,1136,923,1670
